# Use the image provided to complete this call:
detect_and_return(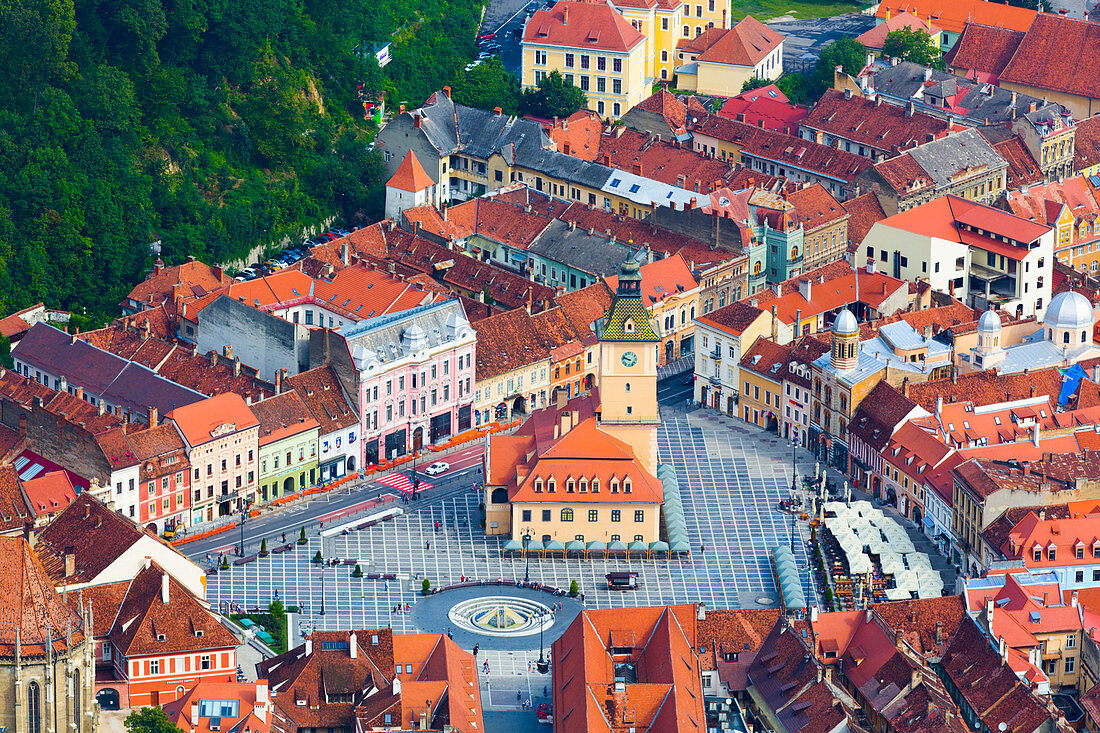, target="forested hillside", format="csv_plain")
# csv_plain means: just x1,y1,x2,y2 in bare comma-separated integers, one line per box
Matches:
0,0,483,319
